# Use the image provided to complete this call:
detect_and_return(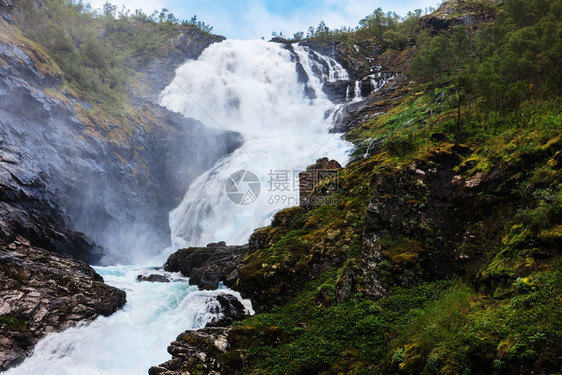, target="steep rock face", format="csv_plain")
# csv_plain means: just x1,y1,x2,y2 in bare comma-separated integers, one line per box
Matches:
0,17,241,262
164,243,249,290
274,39,392,104
0,242,126,371
0,41,104,263
337,148,464,302
0,0,13,22
331,74,409,135
420,0,497,34
298,40,372,80
234,207,347,313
